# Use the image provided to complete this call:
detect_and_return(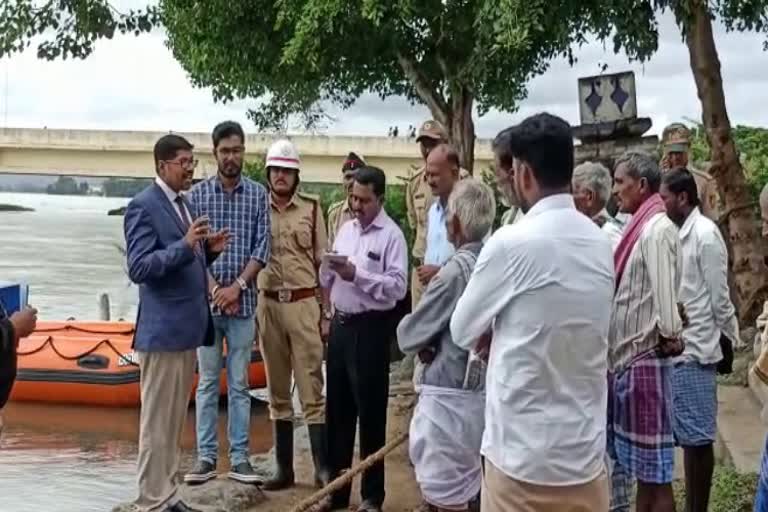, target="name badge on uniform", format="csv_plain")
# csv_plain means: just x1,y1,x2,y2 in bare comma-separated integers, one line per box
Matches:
367,251,381,262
